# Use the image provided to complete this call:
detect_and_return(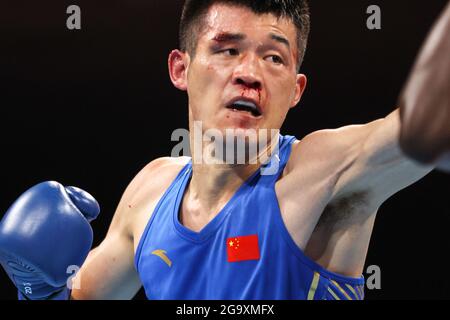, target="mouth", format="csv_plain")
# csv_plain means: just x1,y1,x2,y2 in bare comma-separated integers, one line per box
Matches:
226,98,263,118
